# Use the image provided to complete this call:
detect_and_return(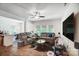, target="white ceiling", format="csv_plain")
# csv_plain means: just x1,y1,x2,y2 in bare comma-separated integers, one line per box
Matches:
0,3,69,21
